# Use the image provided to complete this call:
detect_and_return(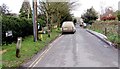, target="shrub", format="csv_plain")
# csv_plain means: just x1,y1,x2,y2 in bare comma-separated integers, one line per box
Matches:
101,16,116,21
37,19,46,27
2,16,33,44
117,14,120,21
